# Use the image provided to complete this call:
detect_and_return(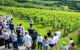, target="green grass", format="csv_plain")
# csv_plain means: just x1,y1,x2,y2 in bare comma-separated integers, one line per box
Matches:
13,17,52,36
13,17,80,50
0,11,8,16
0,12,80,50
